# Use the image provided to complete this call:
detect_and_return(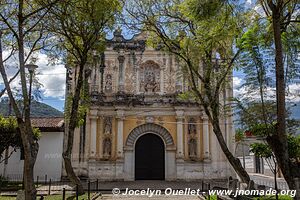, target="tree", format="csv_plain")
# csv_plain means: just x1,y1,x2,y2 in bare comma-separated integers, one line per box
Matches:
236,1,300,195
46,0,121,193
0,0,58,199
250,142,280,200
250,132,300,200
0,115,40,163
124,0,251,184
0,116,21,162
258,0,300,194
